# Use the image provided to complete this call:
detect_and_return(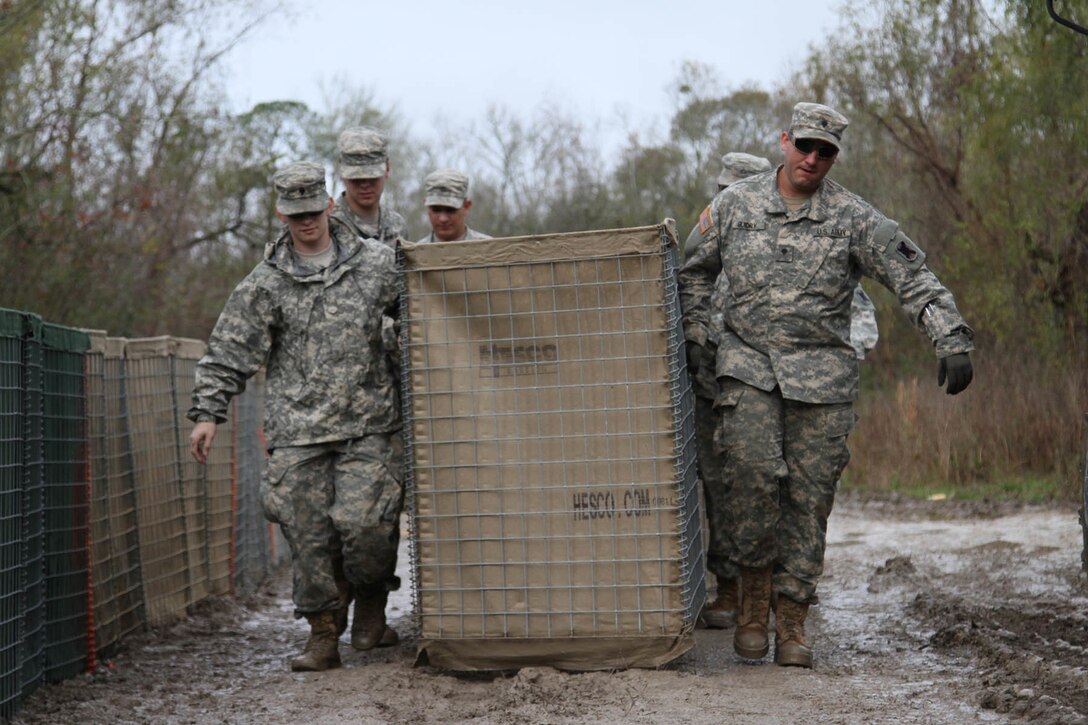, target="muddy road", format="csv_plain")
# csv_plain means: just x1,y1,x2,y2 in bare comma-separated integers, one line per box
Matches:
12,494,1088,725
